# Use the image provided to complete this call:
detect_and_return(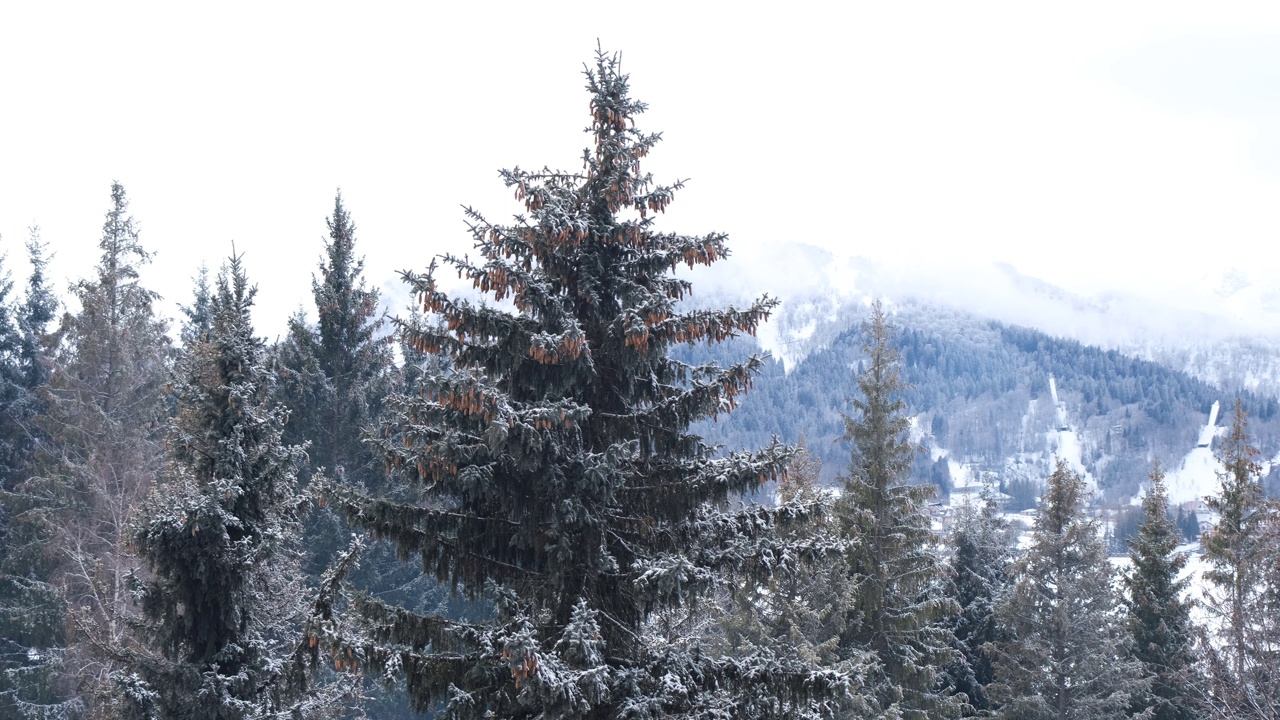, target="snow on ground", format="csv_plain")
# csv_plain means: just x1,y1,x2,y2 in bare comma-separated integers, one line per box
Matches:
1167,402,1224,505
1197,400,1221,447
948,459,980,491
1167,446,1221,506
1049,428,1096,492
